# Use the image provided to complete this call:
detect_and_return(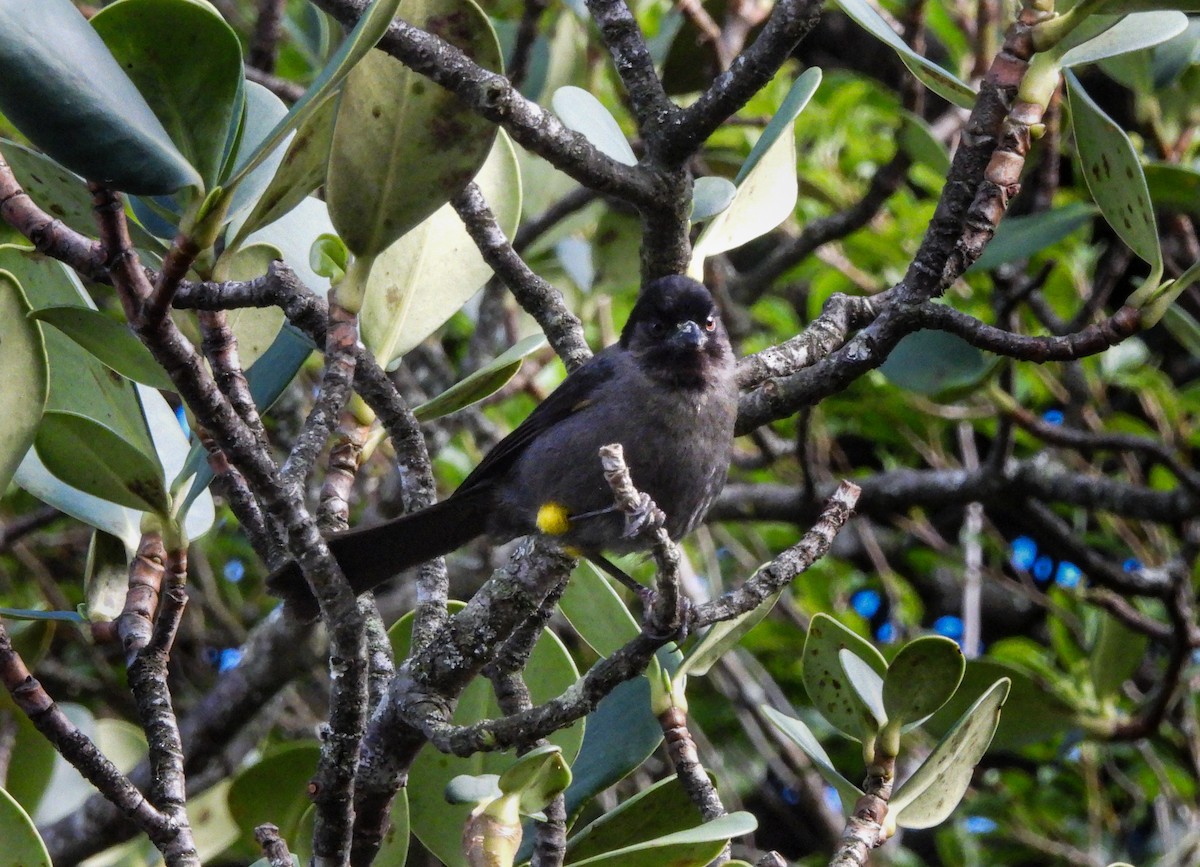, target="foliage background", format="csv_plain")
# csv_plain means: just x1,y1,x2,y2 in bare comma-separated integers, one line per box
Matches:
0,0,1197,864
